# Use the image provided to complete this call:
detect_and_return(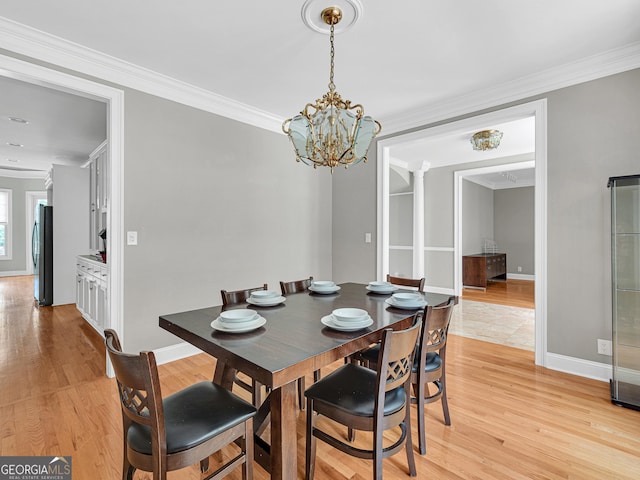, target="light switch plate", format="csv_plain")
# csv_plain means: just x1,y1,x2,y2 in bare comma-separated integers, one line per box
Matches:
127,231,138,246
